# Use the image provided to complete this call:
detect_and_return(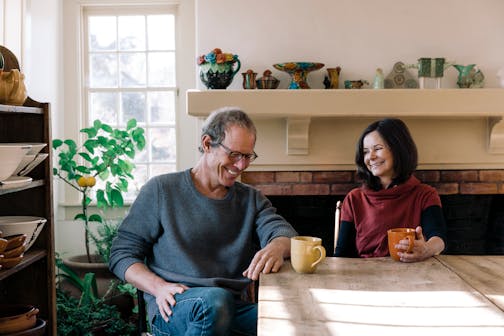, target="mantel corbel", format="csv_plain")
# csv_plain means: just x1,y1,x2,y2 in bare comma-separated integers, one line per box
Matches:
286,117,311,155
487,117,504,153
